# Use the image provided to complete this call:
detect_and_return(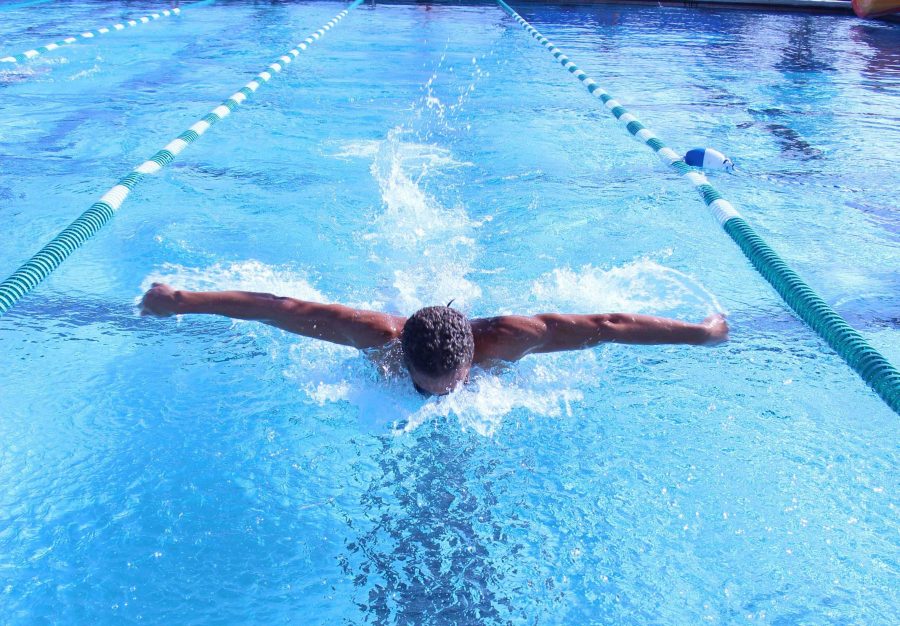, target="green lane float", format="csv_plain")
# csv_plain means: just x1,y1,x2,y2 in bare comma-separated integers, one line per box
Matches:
0,7,181,64
497,0,900,415
0,0,365,318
